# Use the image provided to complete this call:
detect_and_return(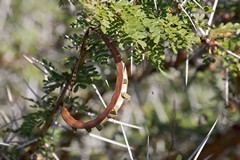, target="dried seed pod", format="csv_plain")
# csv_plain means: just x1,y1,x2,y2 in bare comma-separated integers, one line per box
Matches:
61,30,130,131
